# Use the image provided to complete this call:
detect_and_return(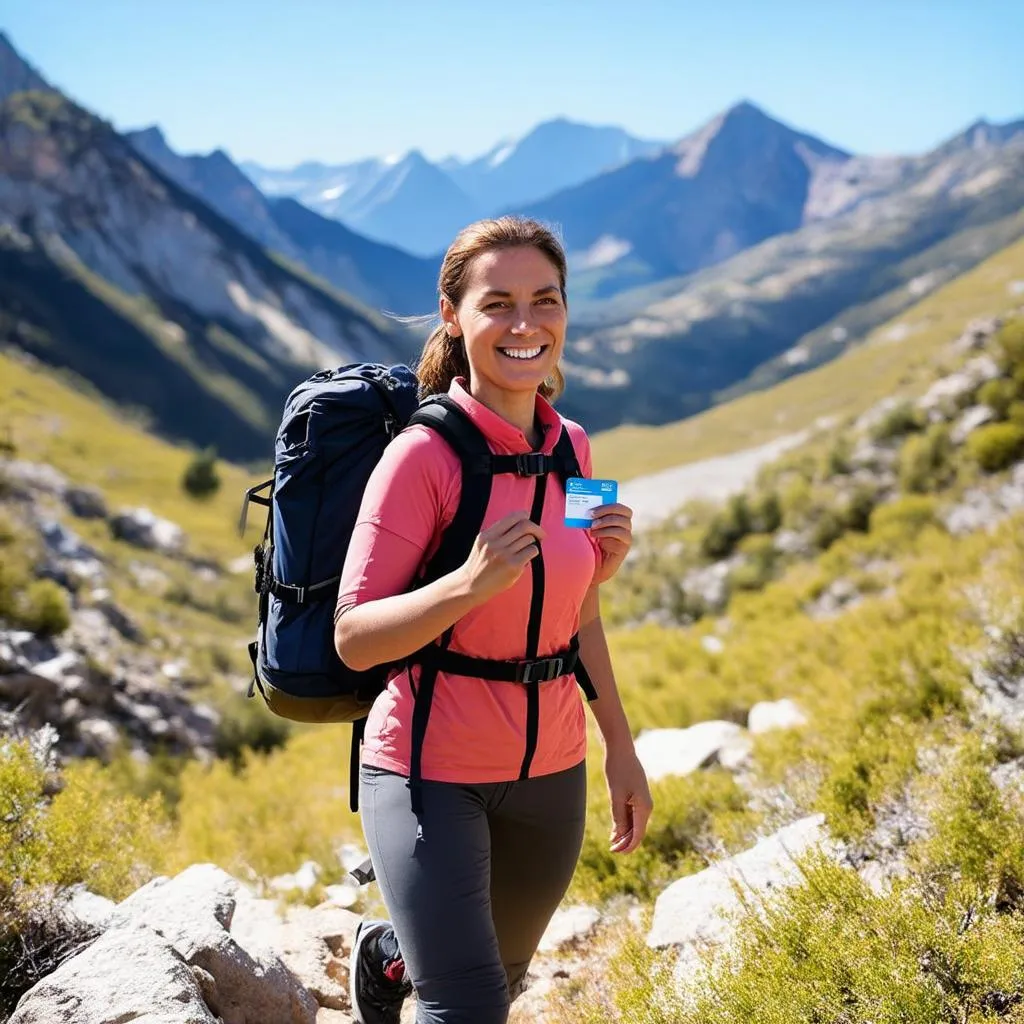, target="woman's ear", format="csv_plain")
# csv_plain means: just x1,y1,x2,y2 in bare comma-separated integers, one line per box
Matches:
440,295,461,338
